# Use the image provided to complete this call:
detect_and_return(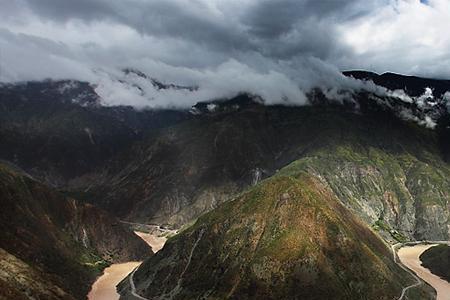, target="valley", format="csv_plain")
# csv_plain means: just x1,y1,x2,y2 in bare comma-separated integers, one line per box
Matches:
0,162,152,299
88,229,167,300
